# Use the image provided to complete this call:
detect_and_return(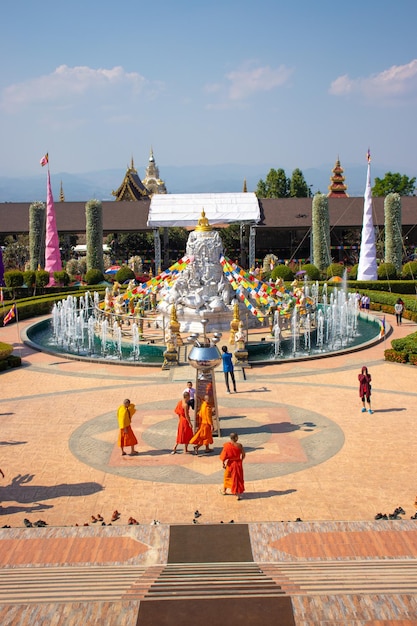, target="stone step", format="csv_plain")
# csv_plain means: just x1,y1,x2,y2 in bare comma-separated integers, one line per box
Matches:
0,566,150,604
145,562,285,601
261,559,417,595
